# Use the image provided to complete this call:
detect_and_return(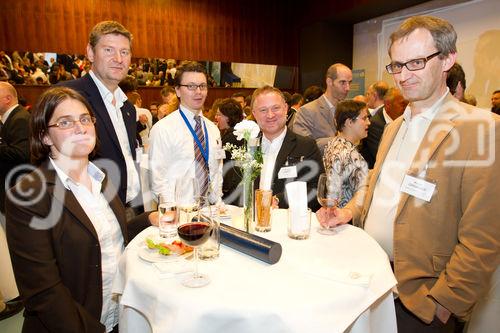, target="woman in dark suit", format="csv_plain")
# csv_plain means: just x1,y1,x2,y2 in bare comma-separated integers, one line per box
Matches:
6,87,156,333
215,98,244,205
